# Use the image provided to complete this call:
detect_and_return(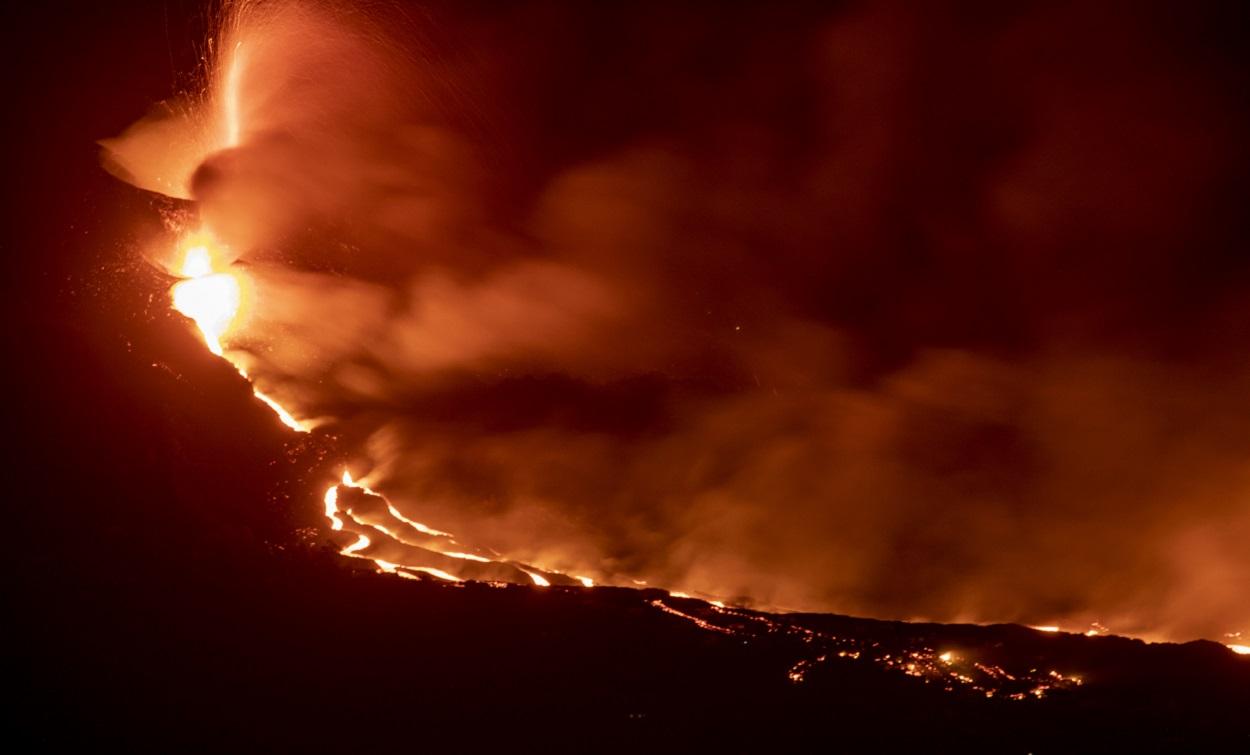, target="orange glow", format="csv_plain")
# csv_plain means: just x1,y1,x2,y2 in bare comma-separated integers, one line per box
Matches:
374,558,462,584
1228,644,1250,655
322,470,558,585
409,566,463,583
649,599,736,636
179,245,214,277
384,503,452,538
373,561,423,581
171,273,241,356
1030,625,1061,633
342,534,370,555
170,235,242,357
323,485,344,531
340,470,453,537
175,232,234,275
168,232,311,432
223,41,244,147
441,551,492,563
250,389,308,433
